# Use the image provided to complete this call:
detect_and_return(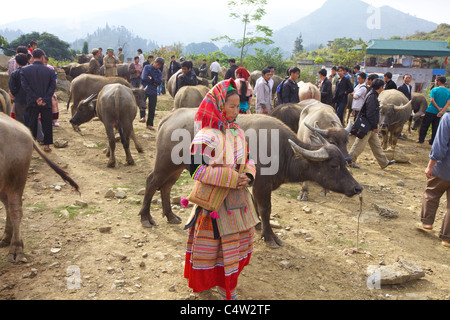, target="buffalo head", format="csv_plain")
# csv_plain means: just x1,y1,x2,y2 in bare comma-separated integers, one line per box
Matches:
379,101,412,128
288,138,363,198
70,93,98,126
131,87,146,109
304,121,353,163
